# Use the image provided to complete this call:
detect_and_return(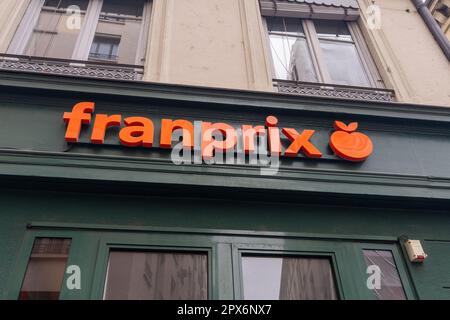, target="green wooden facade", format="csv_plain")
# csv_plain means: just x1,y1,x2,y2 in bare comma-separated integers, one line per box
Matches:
0,70,449,300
